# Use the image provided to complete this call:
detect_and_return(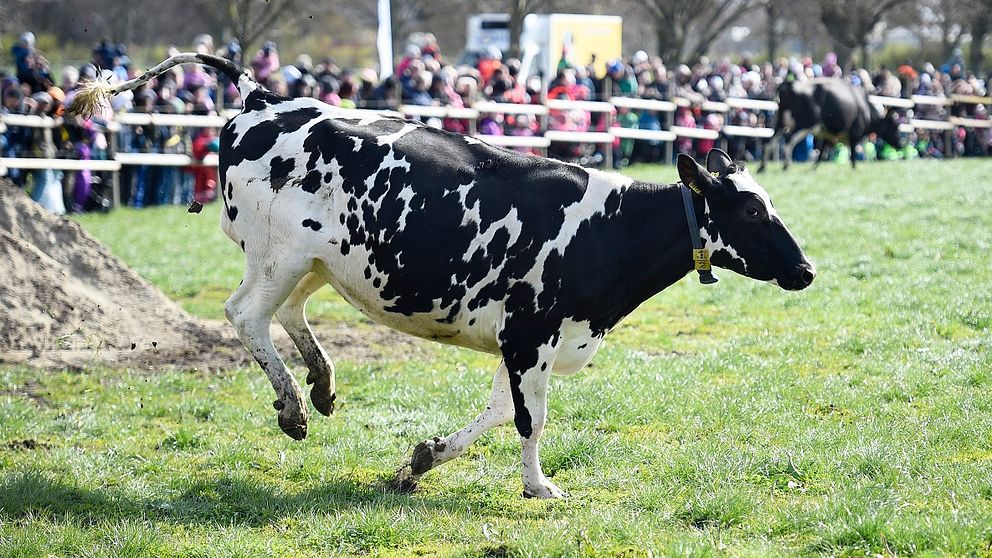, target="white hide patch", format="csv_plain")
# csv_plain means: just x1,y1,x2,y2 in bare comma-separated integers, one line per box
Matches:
551,319,603,375
727,168,778,218
520,169,628,295
699,211,747,272
375,122,420,146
